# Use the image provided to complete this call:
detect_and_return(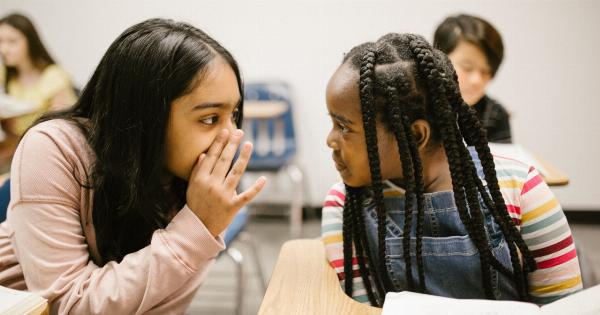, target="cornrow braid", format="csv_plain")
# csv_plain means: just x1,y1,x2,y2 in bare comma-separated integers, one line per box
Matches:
456,101,536,300
358,47,395,297
408,36,498,298
385,85,418,292
398,108,428,294
342,188,355,296
349,186,381,306
399,107,428,293
392,69,429,293
441,62,537,299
